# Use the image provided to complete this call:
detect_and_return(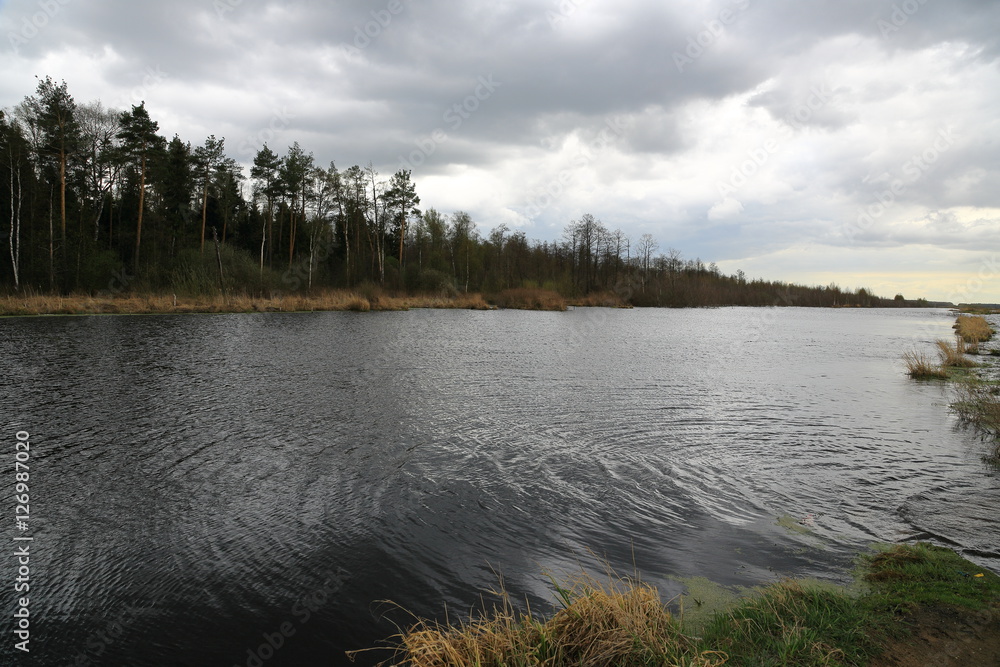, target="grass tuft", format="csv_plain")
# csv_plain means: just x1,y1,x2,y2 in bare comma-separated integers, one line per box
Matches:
936,338,977,368
378,568,723,667
955,314,994,348
902,350,948,379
